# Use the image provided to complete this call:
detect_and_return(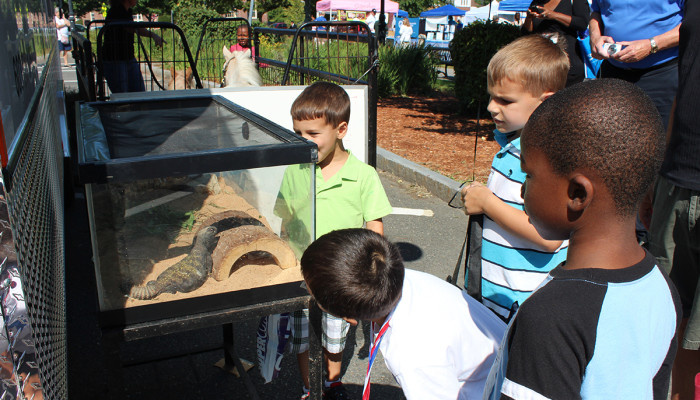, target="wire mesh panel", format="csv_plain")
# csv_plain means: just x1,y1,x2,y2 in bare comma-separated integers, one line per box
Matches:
3,52,67,400
254,21,376,87
193,17,250,88
96,21,202,100
254,21,378,165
